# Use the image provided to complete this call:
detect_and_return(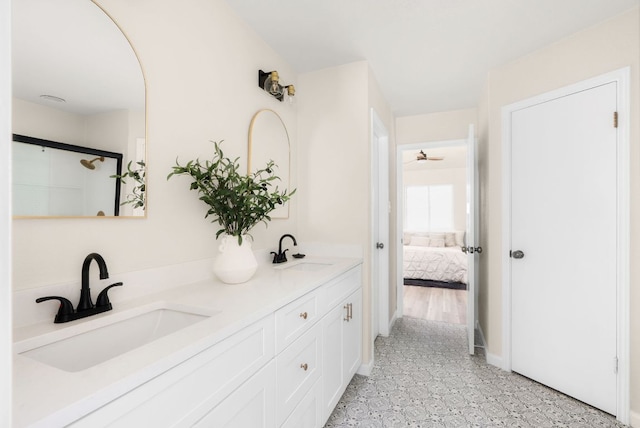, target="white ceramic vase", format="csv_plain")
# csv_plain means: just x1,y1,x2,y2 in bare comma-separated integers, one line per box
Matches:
212,234,258,284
